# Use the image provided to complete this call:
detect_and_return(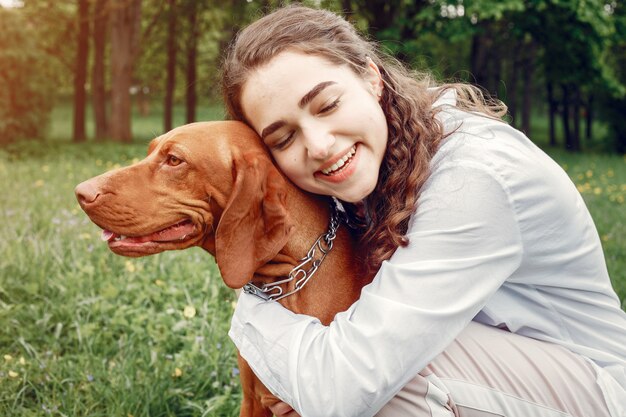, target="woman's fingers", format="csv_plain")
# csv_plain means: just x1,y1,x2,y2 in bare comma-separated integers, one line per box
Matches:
269,401,300,417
